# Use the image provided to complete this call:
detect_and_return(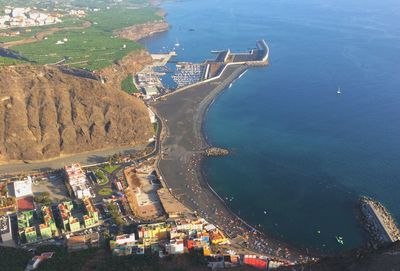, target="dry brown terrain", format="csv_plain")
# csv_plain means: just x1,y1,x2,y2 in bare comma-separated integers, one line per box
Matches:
0,65,153,161
115,20,169,41
99,49,153,91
